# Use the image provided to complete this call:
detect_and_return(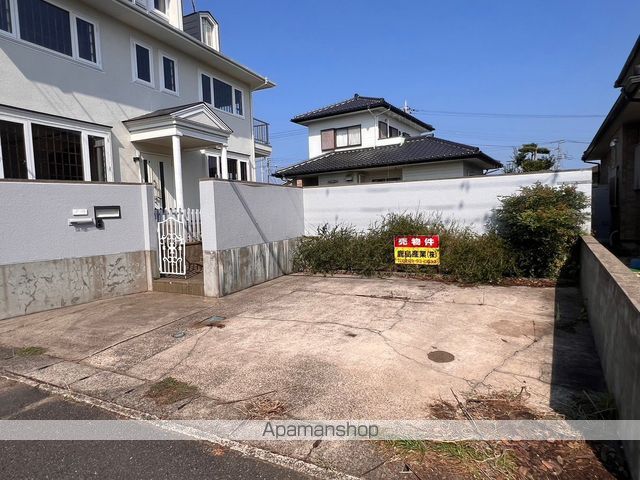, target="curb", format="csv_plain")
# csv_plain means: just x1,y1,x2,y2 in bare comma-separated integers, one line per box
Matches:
0,371,359,480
